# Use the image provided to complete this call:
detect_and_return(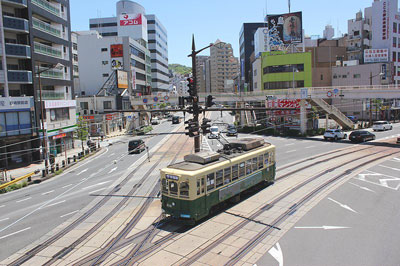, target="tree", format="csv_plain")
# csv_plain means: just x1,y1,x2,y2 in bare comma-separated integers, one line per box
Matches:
76,116,89,152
